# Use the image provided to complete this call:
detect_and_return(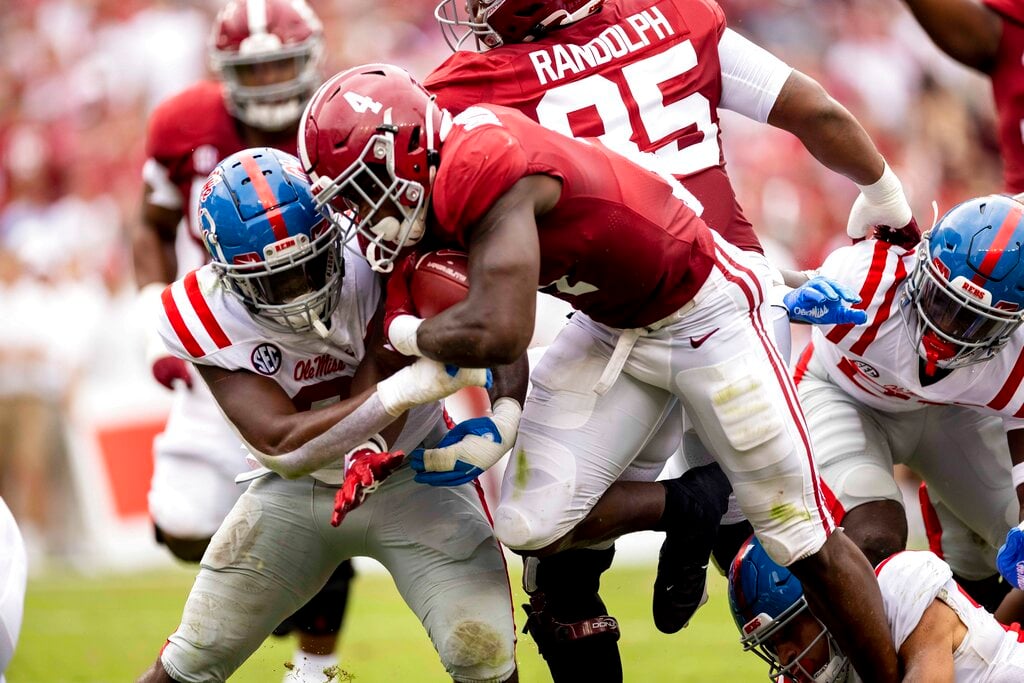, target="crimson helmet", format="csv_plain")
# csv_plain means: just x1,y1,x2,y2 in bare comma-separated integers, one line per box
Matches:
299,64,447,273
435,0,604,50
901,194,1024,373
209,0,324,131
